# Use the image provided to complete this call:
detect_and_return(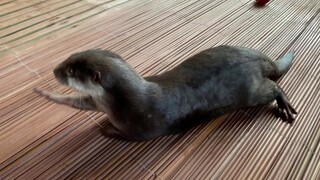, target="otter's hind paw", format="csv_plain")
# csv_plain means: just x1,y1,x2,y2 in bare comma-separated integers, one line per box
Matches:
276,94,297,124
